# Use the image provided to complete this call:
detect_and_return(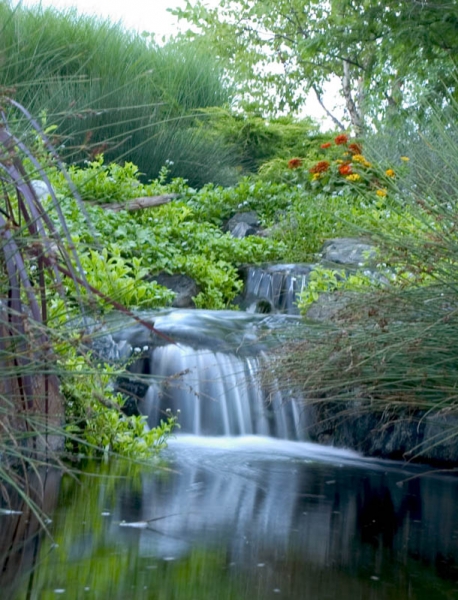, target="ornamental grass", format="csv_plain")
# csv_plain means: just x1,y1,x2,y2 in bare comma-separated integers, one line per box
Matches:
275,103,458,460
0,2,238,187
